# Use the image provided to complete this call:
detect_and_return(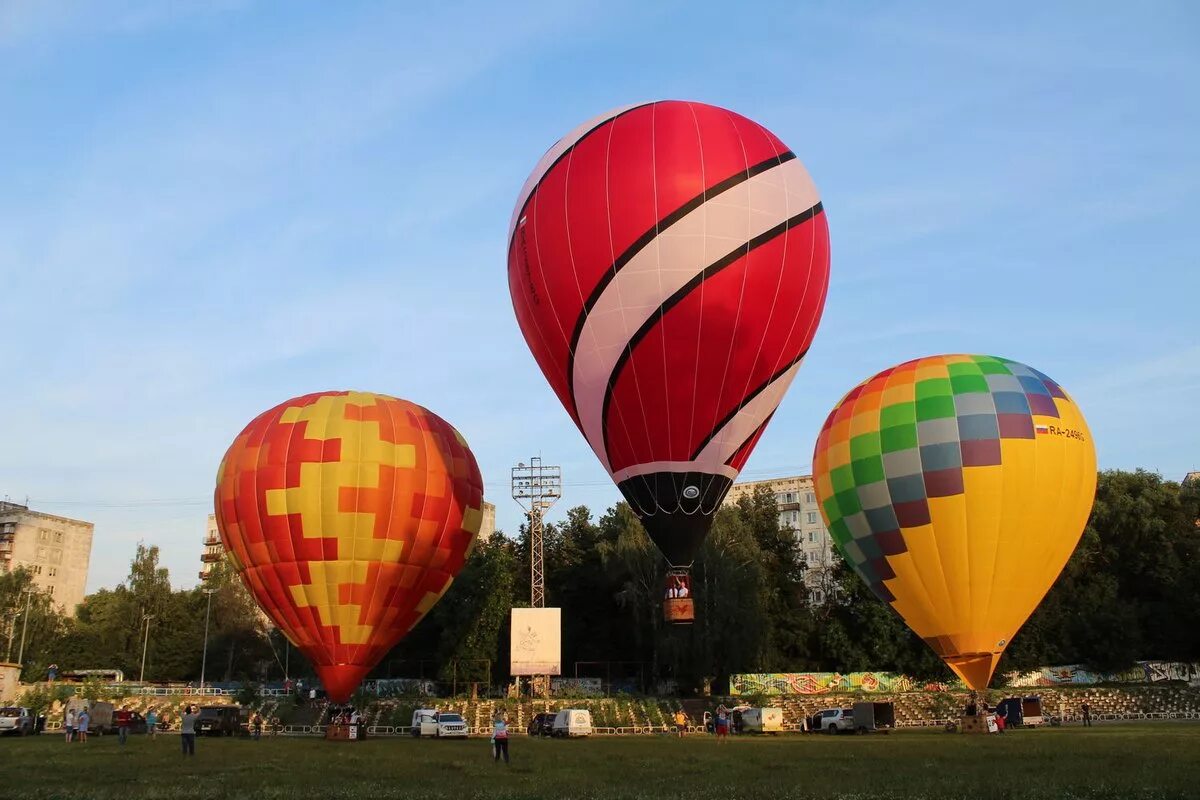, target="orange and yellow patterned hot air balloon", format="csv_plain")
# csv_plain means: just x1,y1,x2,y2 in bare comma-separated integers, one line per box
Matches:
214,391,484,702
813,355,1096,690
